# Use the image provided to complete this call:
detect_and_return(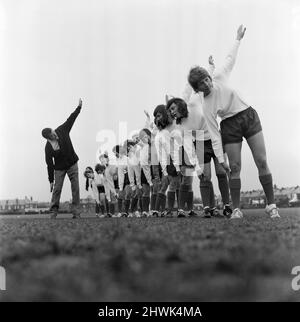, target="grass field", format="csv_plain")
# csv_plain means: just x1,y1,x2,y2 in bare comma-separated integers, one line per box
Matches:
1,208,300,302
